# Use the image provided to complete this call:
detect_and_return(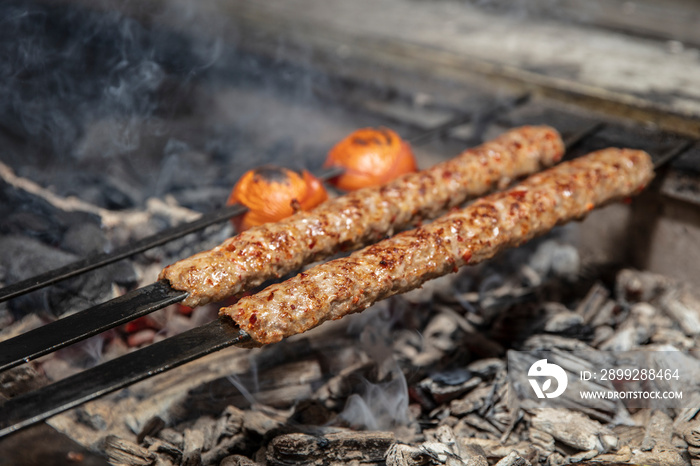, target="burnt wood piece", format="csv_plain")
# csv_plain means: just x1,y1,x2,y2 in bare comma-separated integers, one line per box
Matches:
103,435,156,466
267,431,395,466
530,409,618,453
